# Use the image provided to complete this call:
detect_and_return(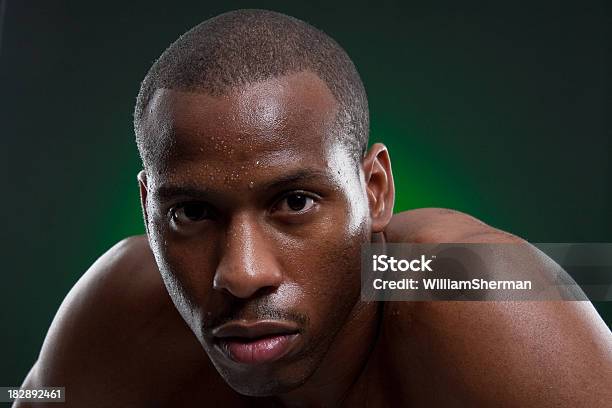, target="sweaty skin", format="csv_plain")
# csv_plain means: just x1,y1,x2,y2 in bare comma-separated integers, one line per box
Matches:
17,72,612,407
